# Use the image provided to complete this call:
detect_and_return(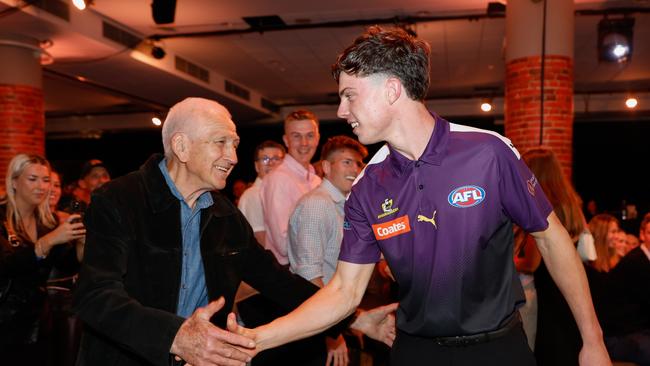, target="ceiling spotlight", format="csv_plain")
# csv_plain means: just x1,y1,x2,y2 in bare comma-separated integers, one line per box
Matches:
598,17,634,63
72,0,92,10
152,116,162,126
152,0,177,24
625,97,638,109
480,100,493,112
151,45,166,59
